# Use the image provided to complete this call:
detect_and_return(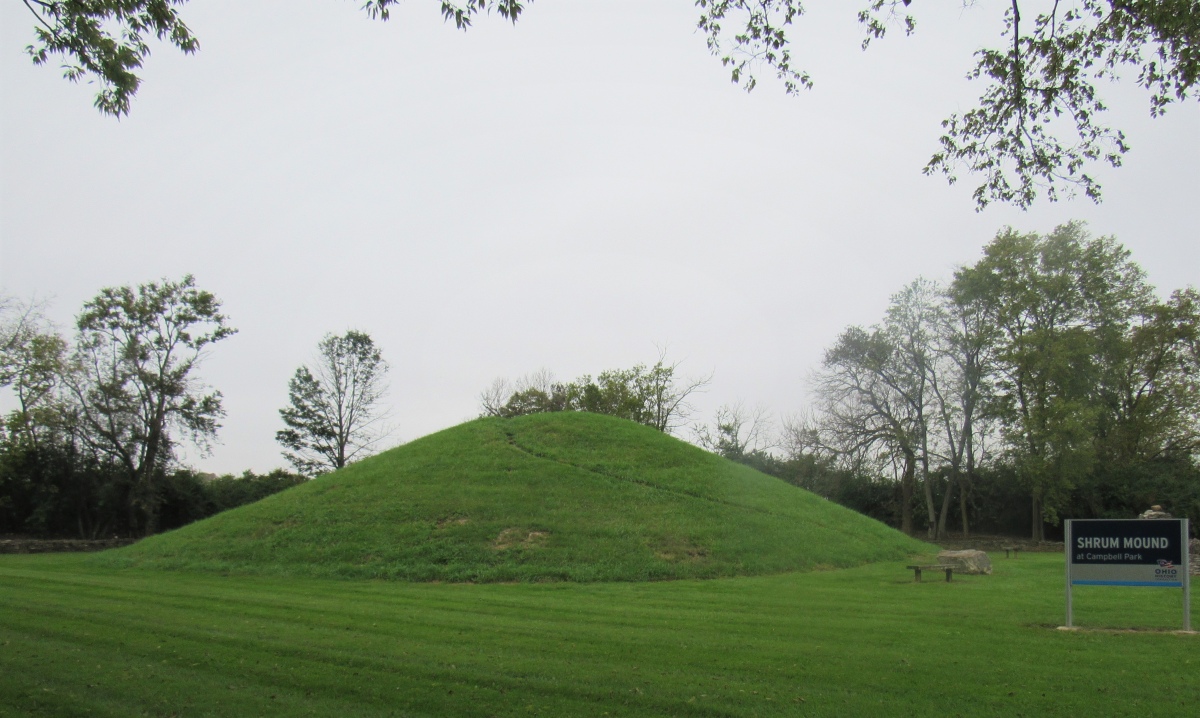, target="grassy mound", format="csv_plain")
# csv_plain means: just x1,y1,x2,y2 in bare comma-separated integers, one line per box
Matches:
100,413,930,581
